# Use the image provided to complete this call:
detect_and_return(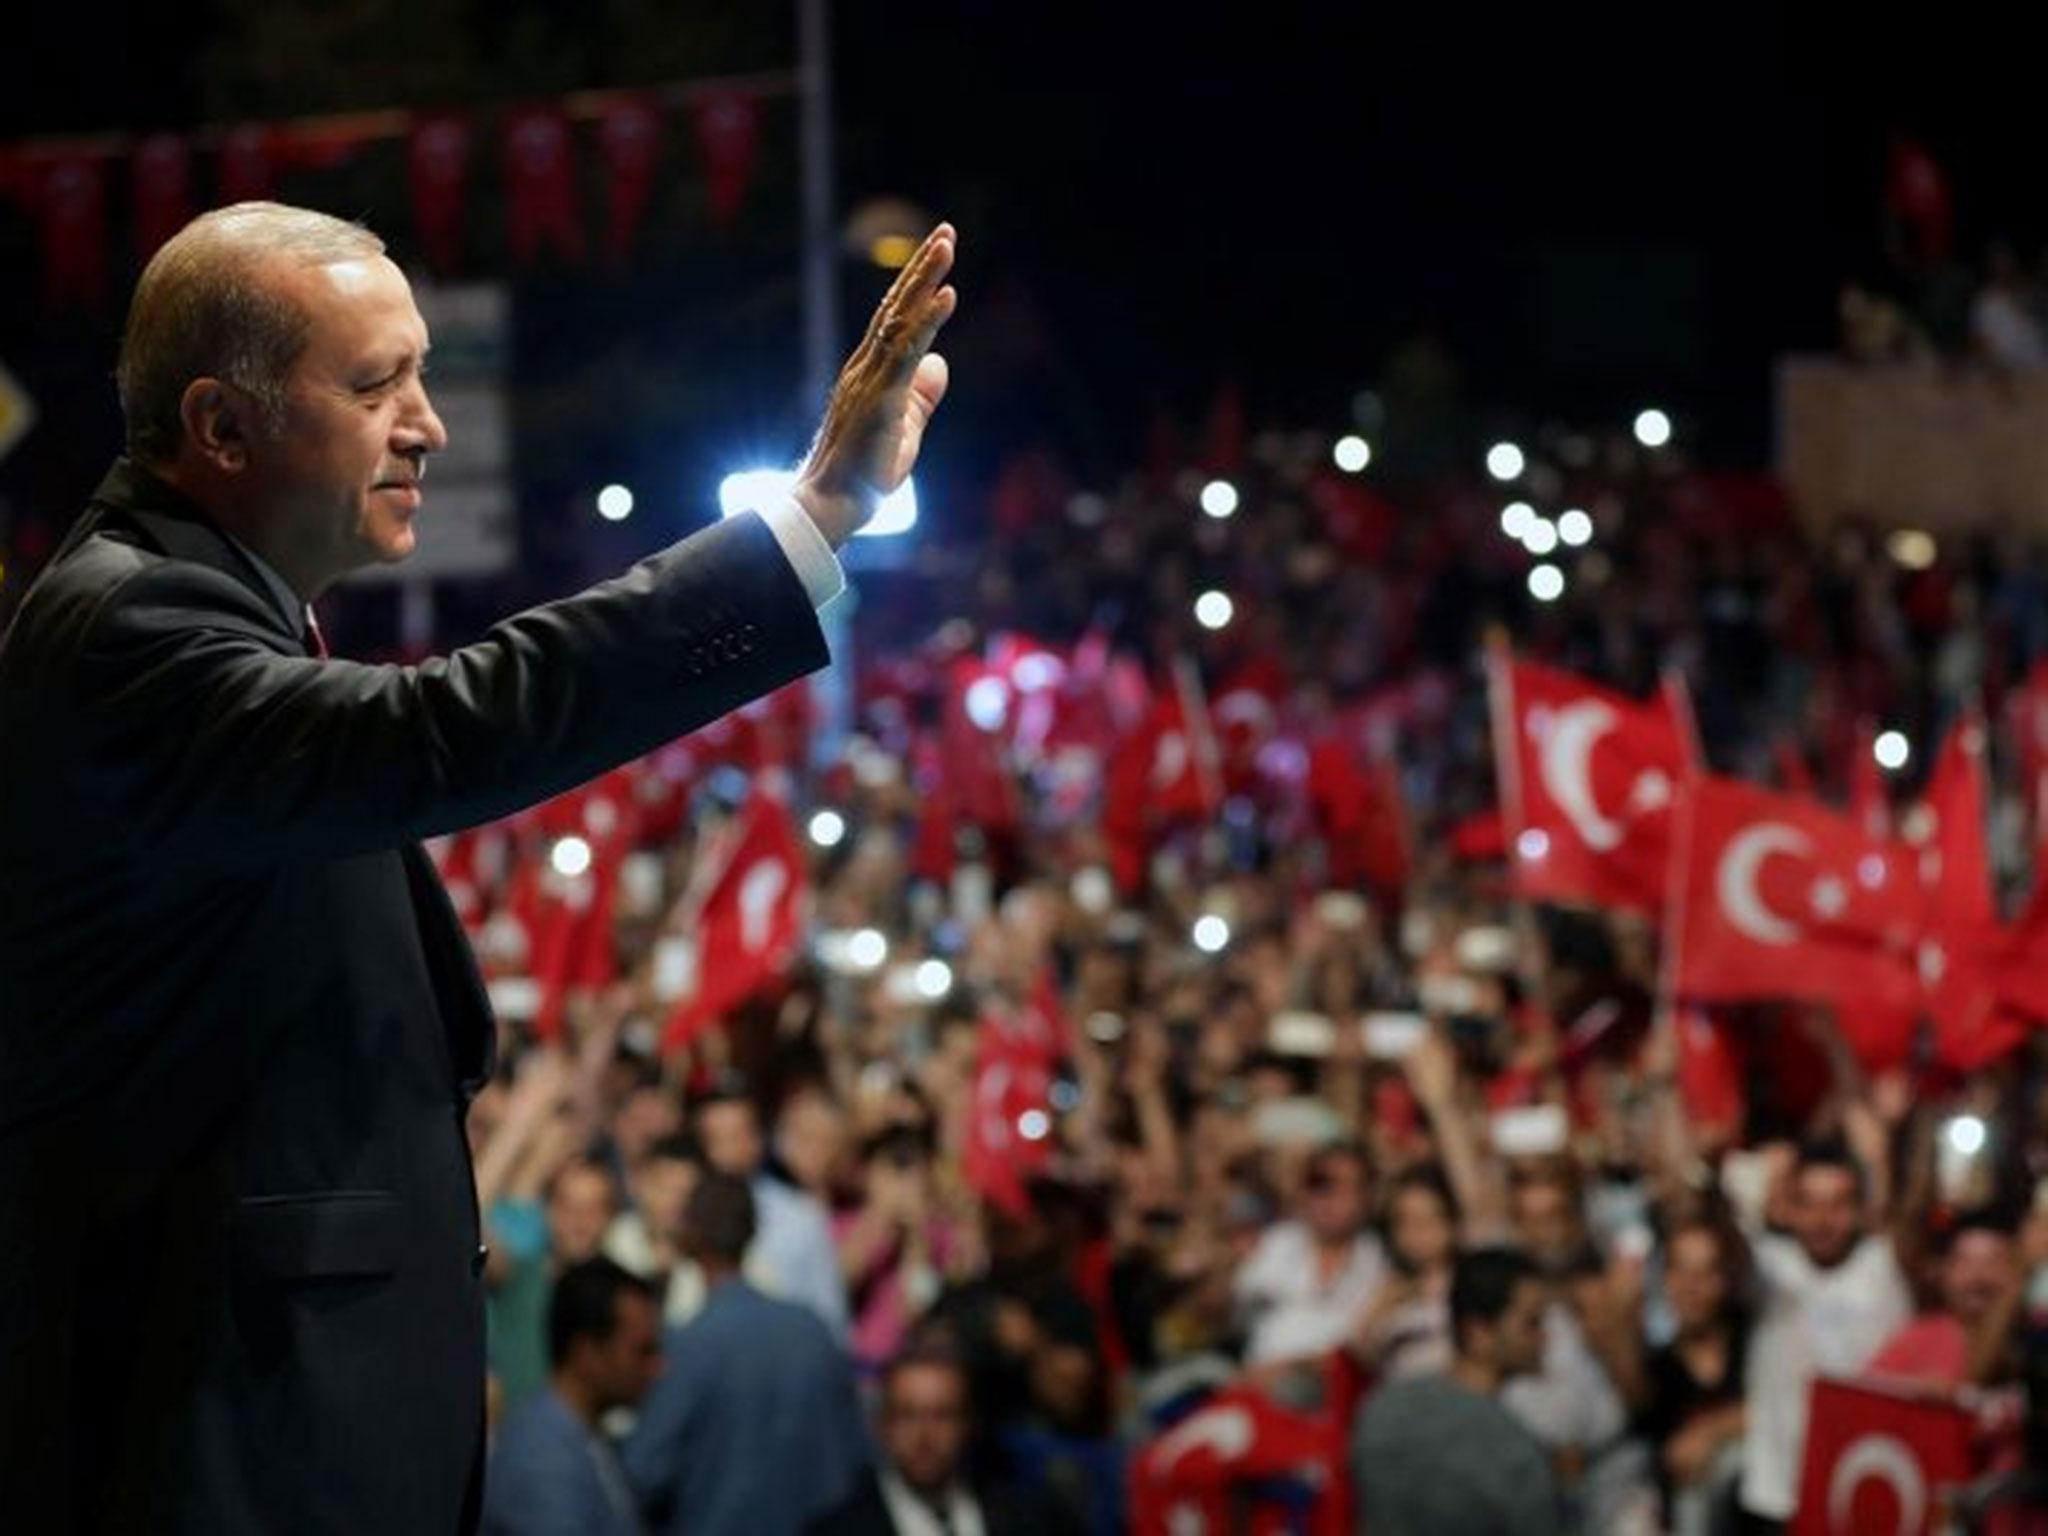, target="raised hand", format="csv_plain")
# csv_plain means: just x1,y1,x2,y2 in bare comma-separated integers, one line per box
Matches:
794,223,959,547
